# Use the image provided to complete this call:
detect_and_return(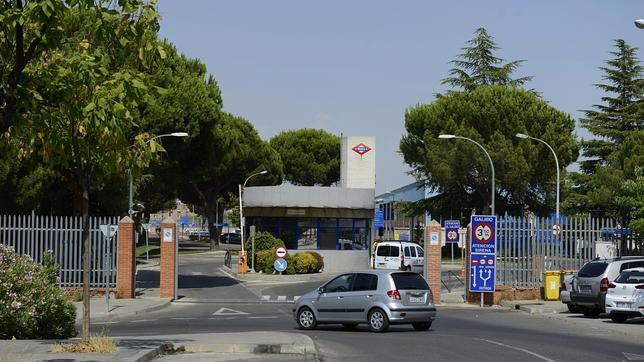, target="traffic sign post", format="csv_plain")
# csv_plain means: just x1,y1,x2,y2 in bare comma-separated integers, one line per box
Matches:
469,215,497,308
445,220,460,264
274,258,287,274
